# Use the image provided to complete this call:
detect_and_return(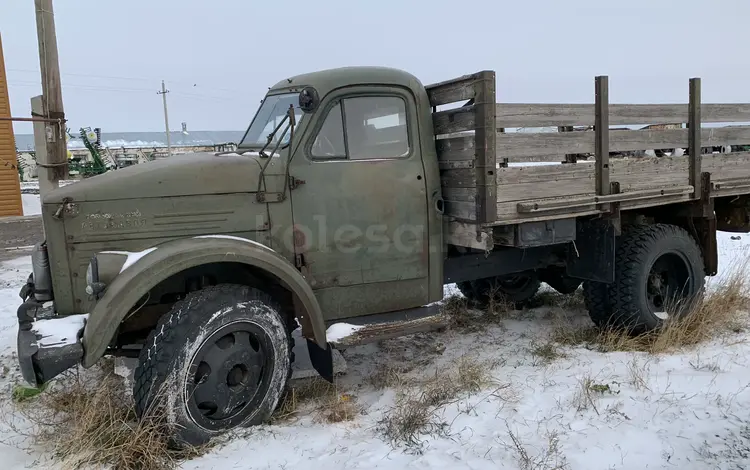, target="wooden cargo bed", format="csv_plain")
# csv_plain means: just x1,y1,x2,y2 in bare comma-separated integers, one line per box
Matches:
426,71,750,249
